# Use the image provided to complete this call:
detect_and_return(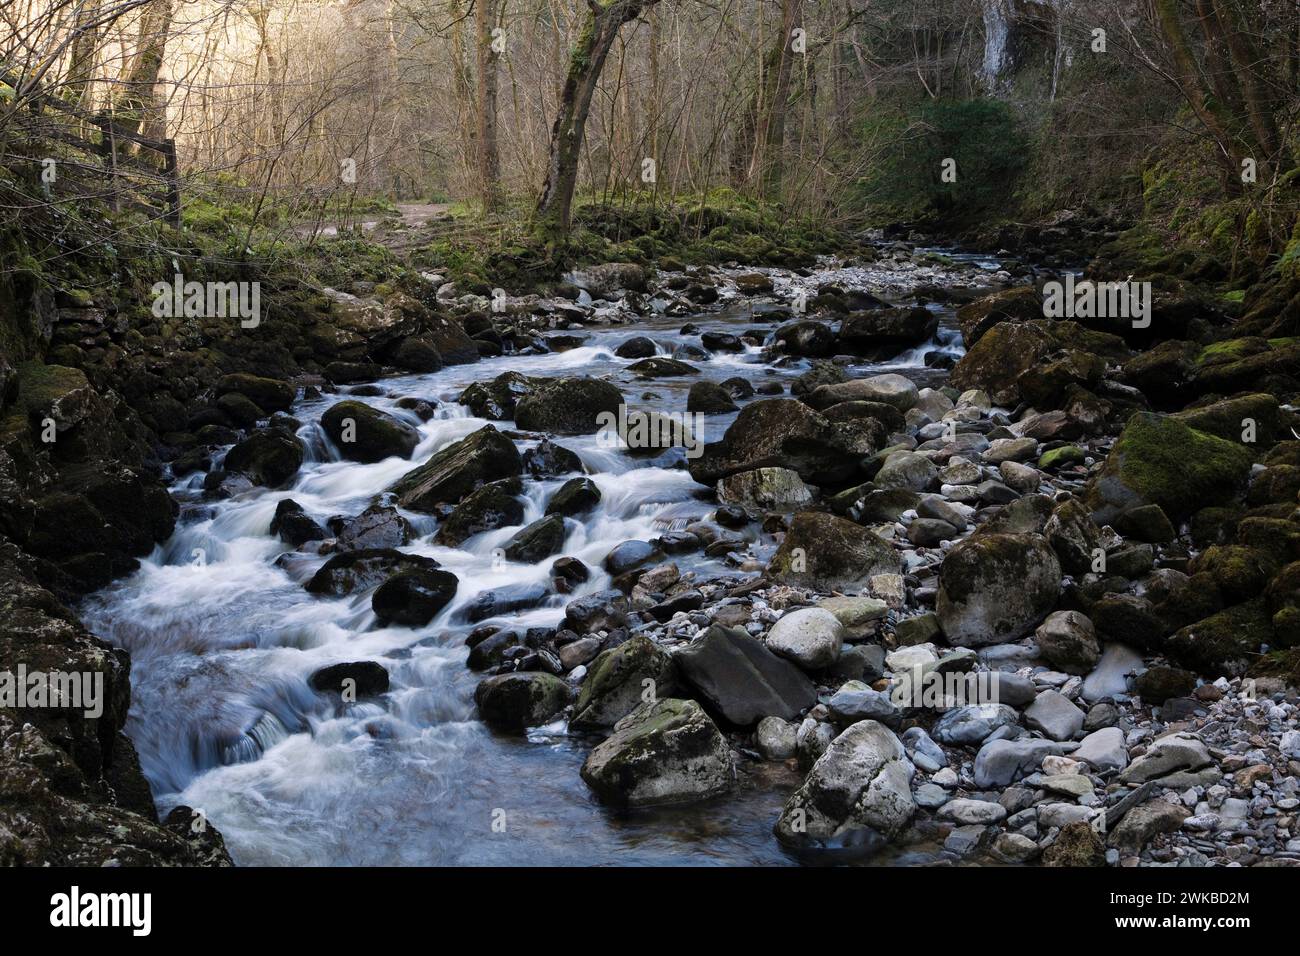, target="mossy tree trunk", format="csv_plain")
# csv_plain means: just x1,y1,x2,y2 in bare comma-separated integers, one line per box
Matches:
533,0,662,247
475,0,502,213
